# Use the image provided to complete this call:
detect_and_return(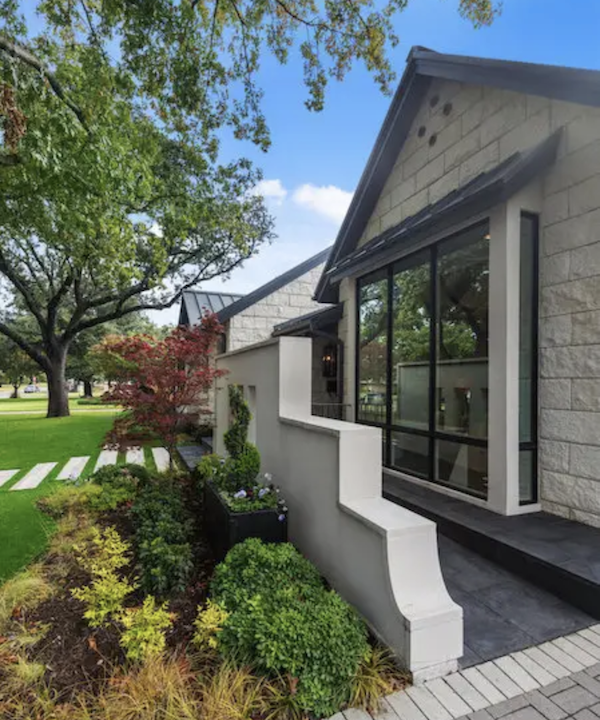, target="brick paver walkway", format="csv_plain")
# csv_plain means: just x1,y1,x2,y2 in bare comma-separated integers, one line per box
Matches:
331,625,600,720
